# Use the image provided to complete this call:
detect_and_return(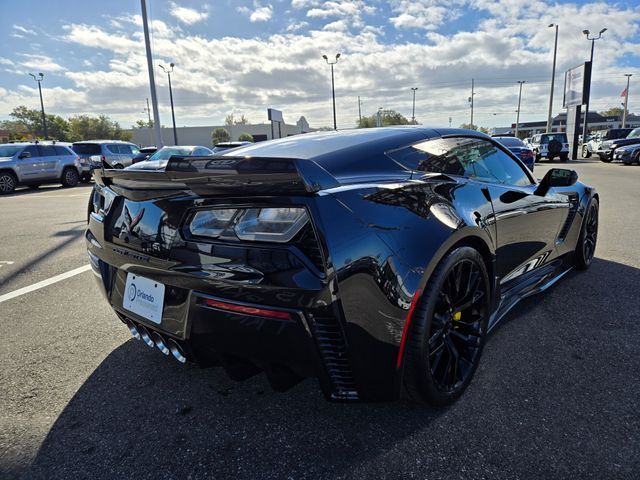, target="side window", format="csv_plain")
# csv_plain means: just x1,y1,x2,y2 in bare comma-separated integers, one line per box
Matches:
39,145,58,157
22,146,40,157
387,137,531,187
54,146,71,156
117,145,131,154
106,144,120,154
